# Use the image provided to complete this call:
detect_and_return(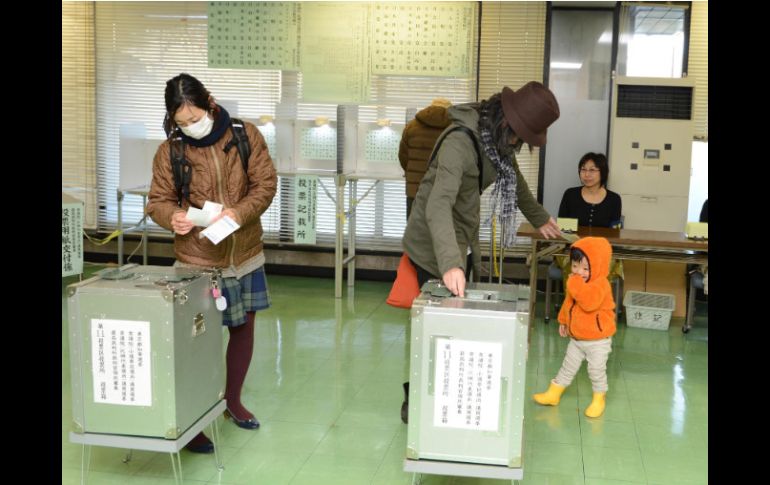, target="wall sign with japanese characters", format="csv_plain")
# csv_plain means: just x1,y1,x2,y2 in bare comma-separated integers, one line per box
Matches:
208,2,300,70
62,196,83,277
206,1,477,103
371,2,476,77
293,175,318,244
